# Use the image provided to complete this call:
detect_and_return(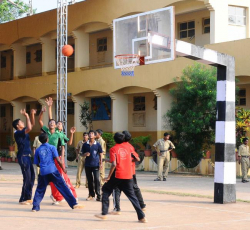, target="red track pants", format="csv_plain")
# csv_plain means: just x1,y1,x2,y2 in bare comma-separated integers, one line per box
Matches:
50,157,77,201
